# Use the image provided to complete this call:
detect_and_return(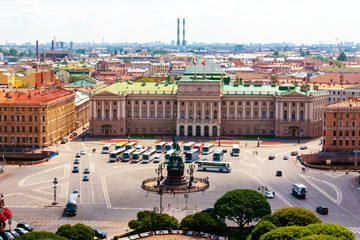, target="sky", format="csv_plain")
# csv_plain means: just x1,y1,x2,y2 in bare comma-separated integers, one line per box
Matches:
1,0,359,45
